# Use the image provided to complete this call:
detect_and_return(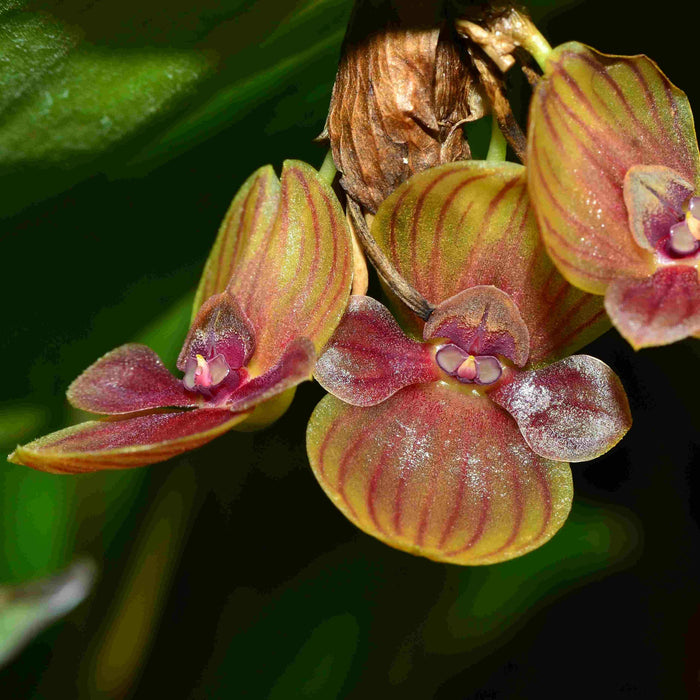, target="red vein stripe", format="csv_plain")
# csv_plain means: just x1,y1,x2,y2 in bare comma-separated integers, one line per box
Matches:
306,386,573,566
374,161,611,364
